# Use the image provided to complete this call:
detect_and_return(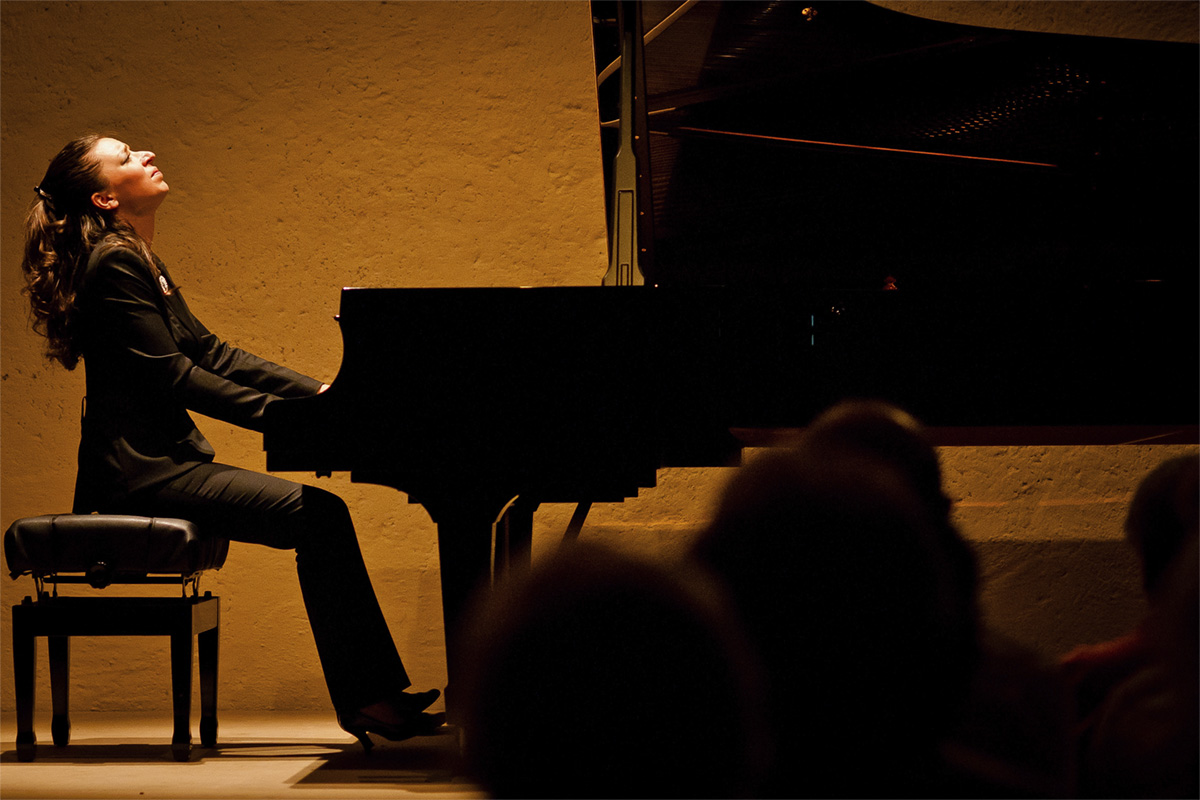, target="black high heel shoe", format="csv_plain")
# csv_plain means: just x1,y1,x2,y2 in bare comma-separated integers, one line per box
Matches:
338,690,446,753
397,688,441,714
338,709,446,753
